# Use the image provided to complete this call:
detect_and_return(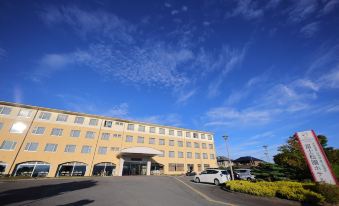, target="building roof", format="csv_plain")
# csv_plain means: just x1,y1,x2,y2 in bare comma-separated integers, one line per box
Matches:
233,156,264,162
216,156,233,162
